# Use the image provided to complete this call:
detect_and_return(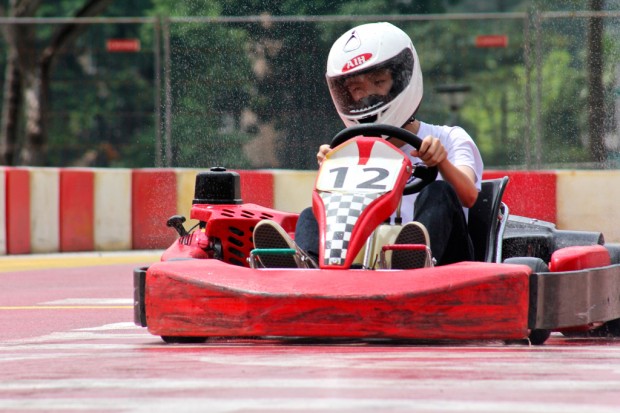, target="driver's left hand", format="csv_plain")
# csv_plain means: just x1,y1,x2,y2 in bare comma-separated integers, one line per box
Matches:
410,135,447,167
